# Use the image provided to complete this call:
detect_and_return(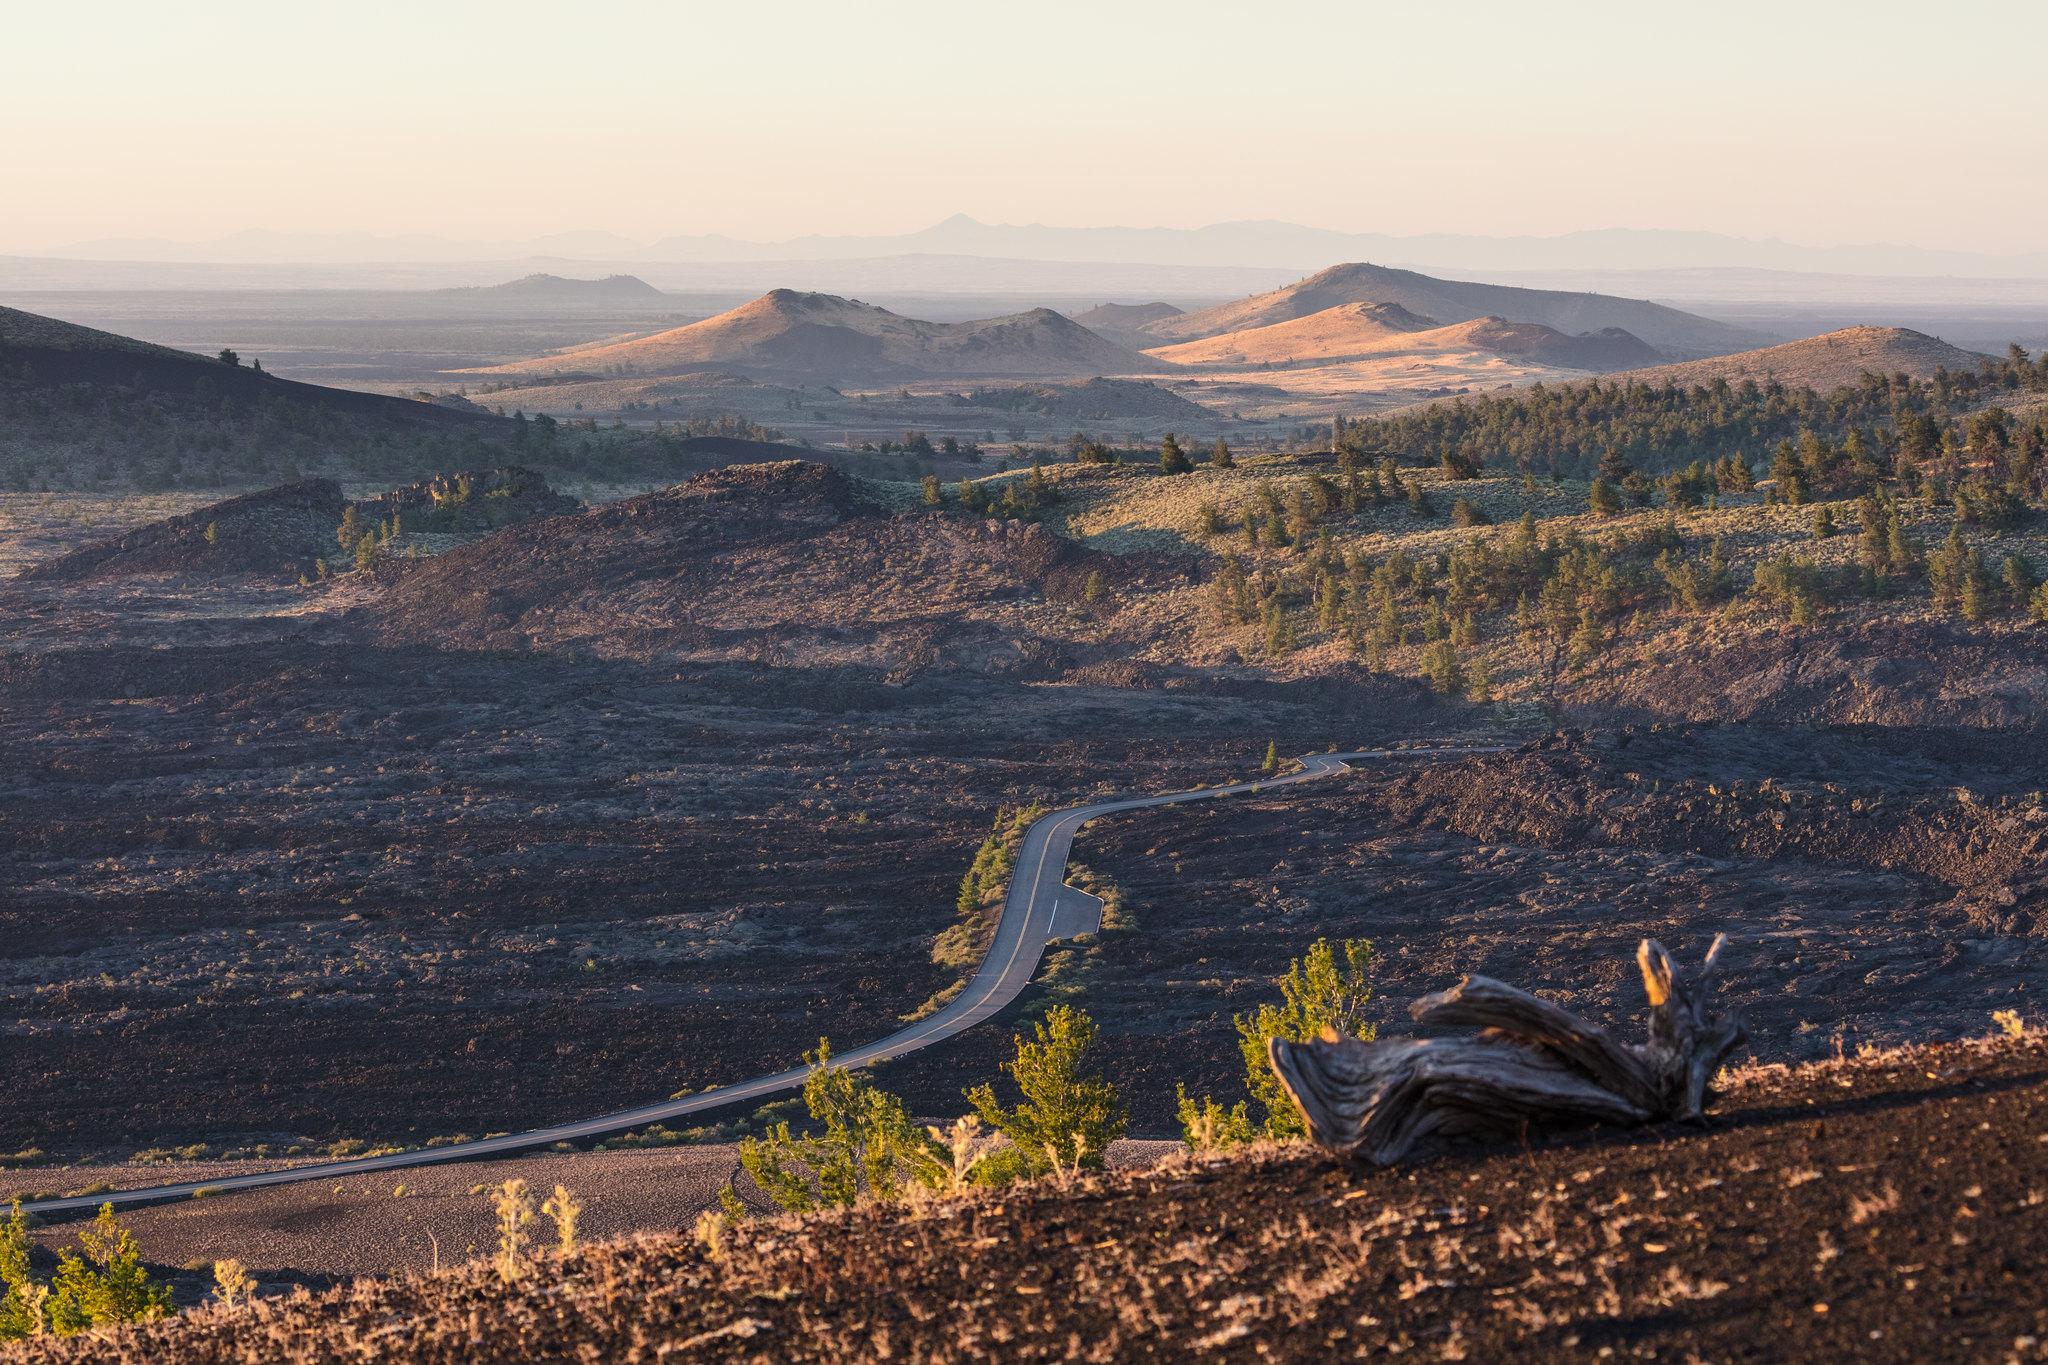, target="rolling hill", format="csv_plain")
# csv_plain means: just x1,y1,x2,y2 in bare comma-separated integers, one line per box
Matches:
1139,262,1768,358
1068,301,1186,347
0,304,512,488
472,289,1163,383
449,273,670,304
1071,301,1182,331
0,304,498,429
1144,301,1441,366
364,460,1183,677
1609,325,1991,391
